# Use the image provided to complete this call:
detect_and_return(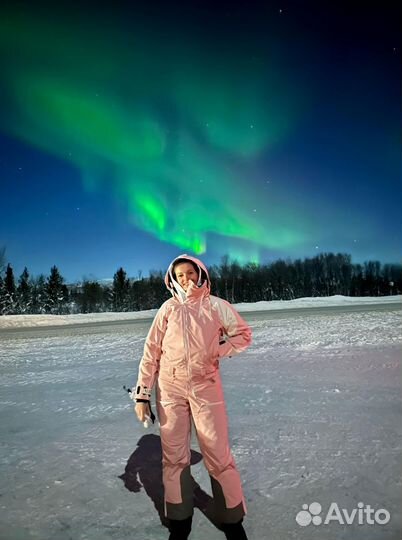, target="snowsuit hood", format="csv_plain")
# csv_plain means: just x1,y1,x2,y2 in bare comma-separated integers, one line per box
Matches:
165,254,211,302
